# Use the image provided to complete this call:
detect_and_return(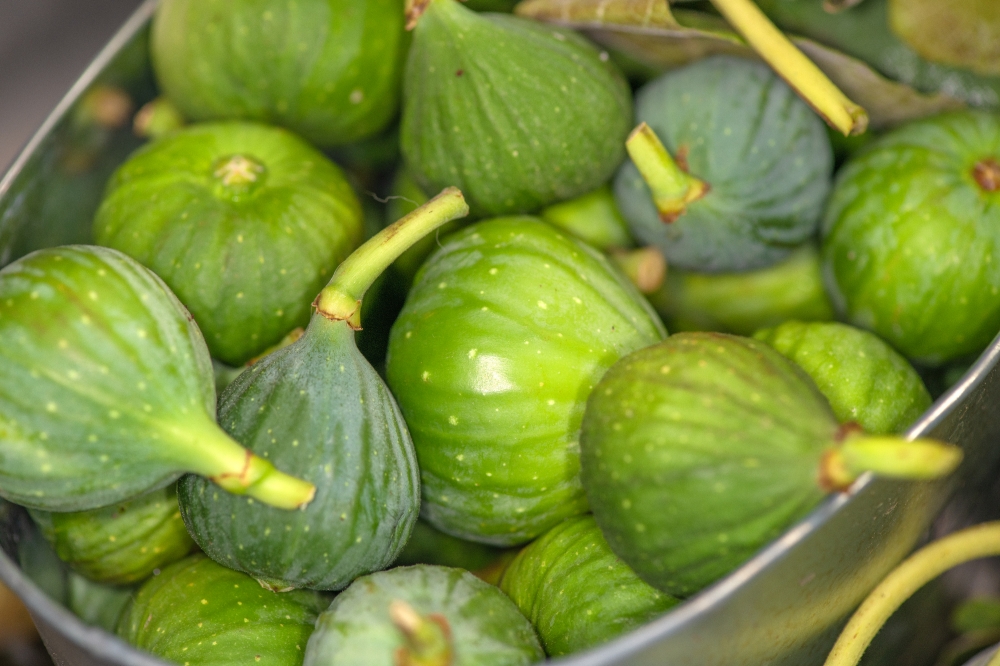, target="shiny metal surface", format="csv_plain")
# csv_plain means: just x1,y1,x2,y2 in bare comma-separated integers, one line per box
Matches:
1,3,999,665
